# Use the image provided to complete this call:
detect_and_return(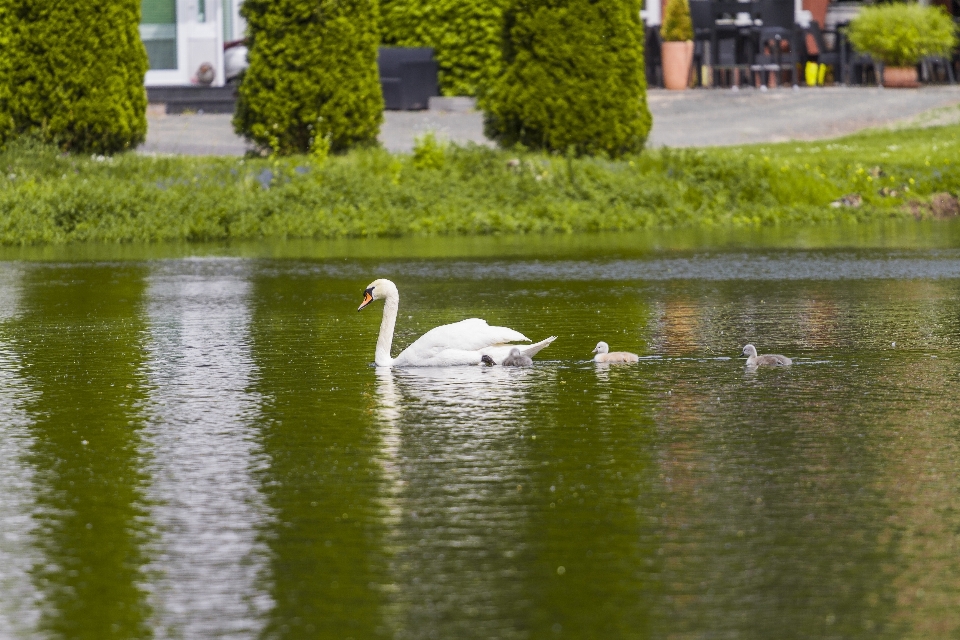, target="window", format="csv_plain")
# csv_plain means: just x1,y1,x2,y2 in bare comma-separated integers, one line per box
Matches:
141,0,178,70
